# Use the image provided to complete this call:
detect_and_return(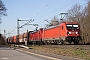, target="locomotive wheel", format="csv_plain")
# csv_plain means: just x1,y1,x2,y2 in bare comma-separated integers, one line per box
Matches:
74,40,79,44
68,40,72,44
60,40,64,45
